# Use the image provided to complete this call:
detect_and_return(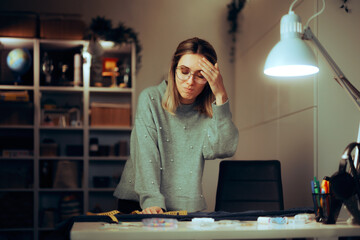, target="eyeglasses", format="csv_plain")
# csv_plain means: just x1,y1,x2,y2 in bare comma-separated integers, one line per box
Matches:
175,66,207,84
